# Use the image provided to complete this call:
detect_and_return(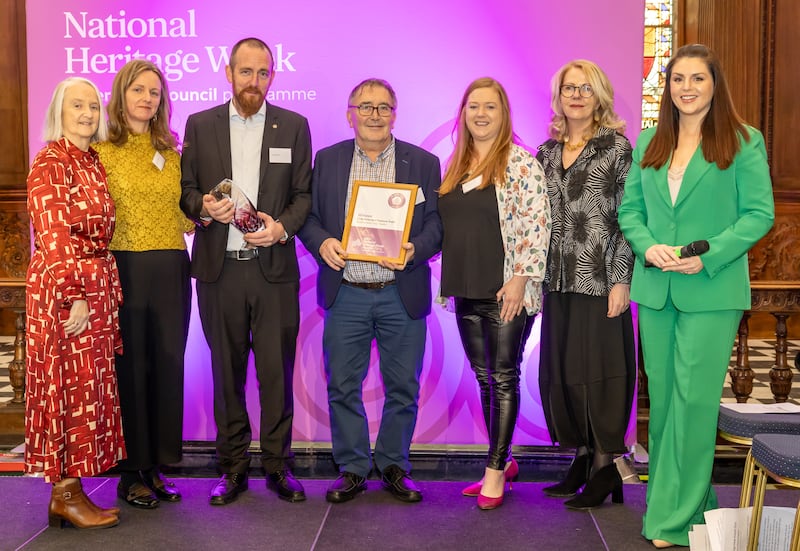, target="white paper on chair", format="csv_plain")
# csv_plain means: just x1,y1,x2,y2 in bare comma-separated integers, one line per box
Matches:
692,507,796,551
720,402,800,414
